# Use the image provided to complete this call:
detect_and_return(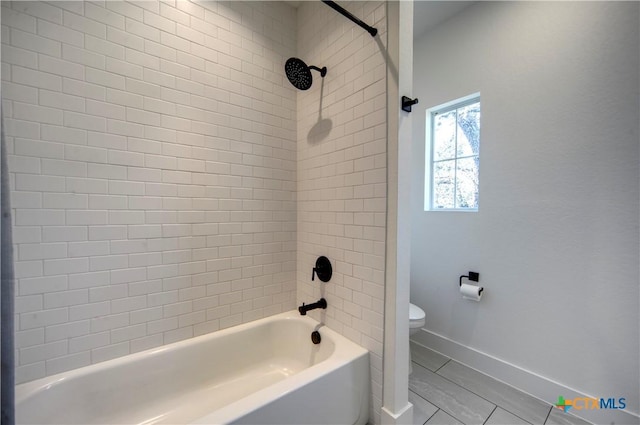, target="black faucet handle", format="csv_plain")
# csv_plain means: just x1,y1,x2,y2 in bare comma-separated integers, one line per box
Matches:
312,256,332,282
